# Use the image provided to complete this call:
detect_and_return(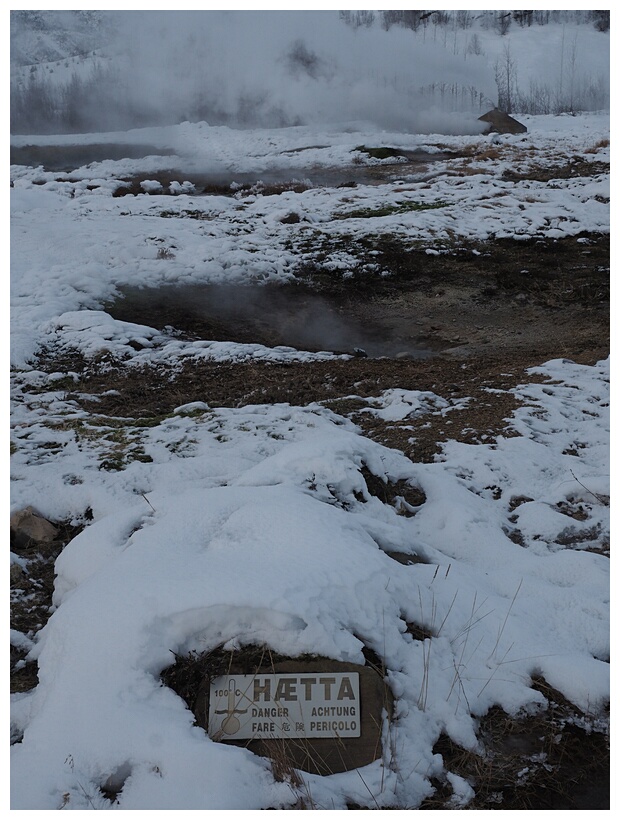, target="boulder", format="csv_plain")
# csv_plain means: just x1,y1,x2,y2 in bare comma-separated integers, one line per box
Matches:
10,507,58,551
479,108,527,135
